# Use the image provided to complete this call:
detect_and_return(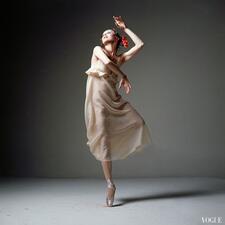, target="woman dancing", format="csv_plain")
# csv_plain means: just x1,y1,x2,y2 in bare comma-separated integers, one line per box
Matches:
84,16,152,207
